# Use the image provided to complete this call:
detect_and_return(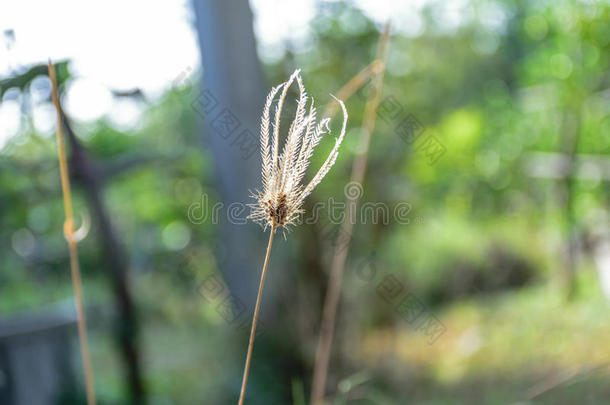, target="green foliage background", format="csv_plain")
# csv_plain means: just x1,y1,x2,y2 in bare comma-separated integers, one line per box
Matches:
1,1,609,404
